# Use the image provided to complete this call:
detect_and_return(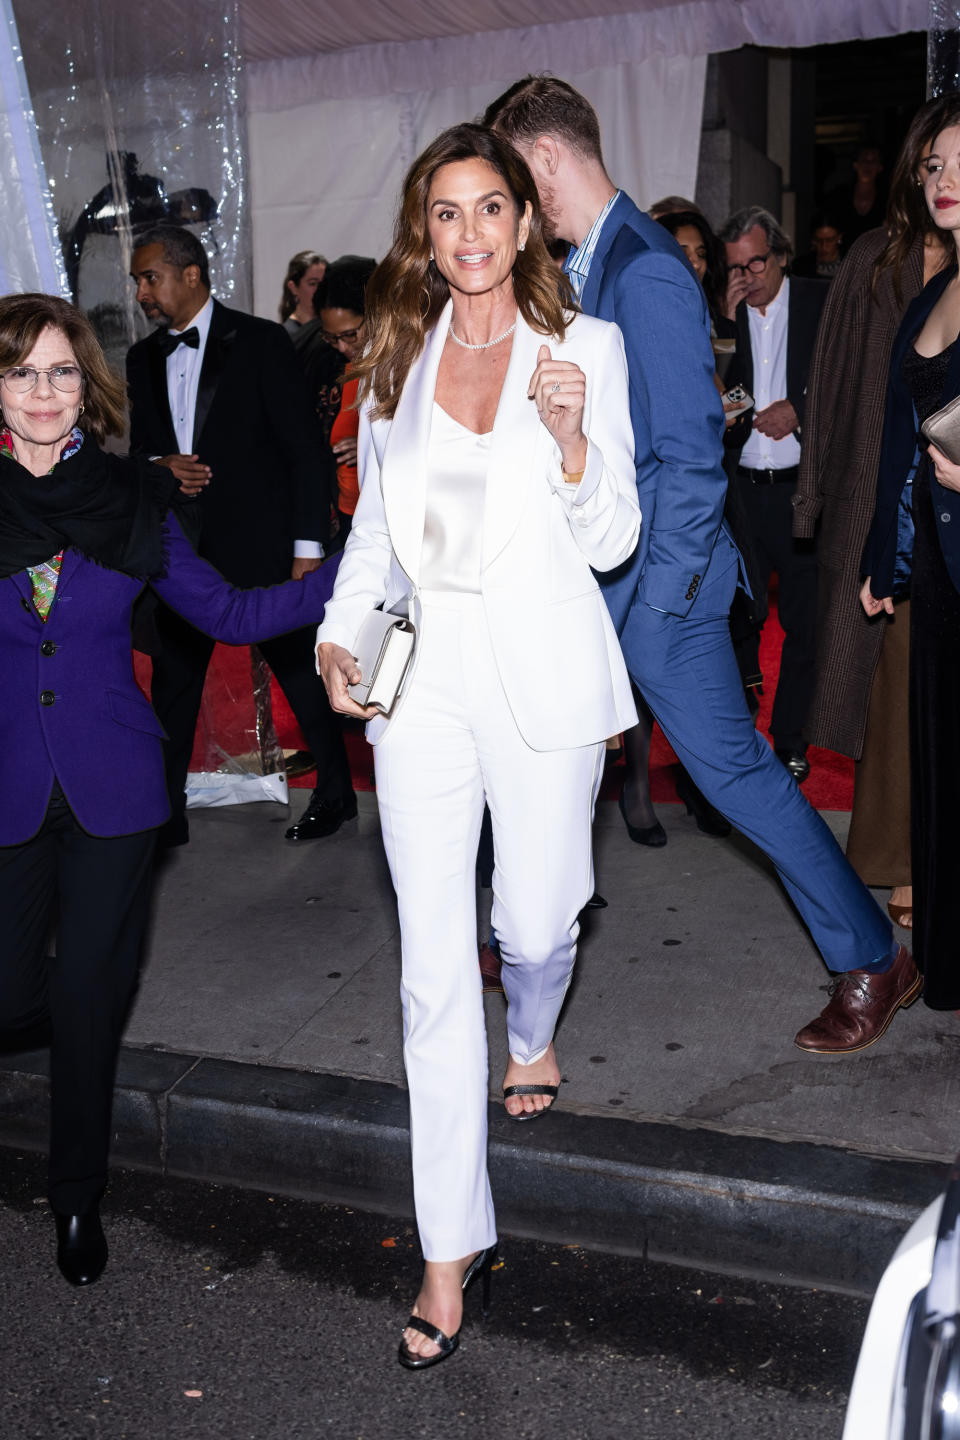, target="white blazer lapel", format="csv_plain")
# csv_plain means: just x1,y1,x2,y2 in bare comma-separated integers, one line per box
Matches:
381,300,453,584
483,311,546,569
